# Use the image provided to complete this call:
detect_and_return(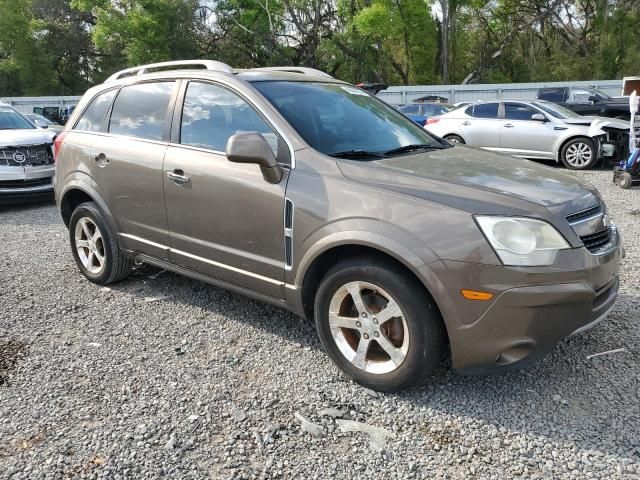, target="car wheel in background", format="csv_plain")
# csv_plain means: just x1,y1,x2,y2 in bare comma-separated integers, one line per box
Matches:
69,202,133,285
314,258,446,392
561,137,596,170
444,134,465,145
